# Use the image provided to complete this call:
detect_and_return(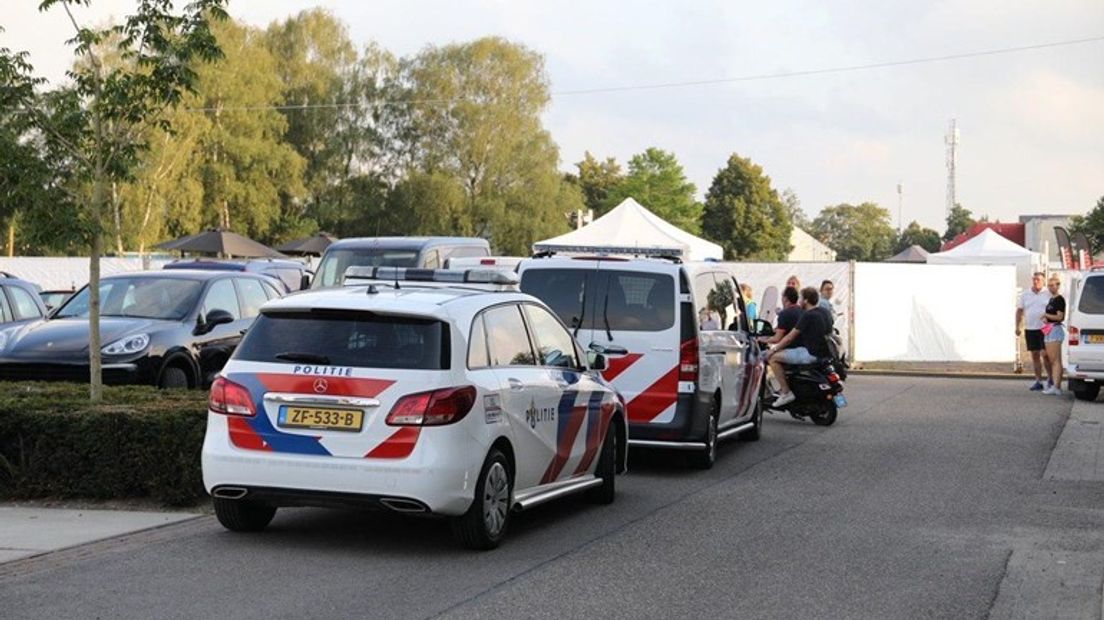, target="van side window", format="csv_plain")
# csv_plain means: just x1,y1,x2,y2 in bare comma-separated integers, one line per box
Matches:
483,305,537,366
423,250,441,269
468,314,490,368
